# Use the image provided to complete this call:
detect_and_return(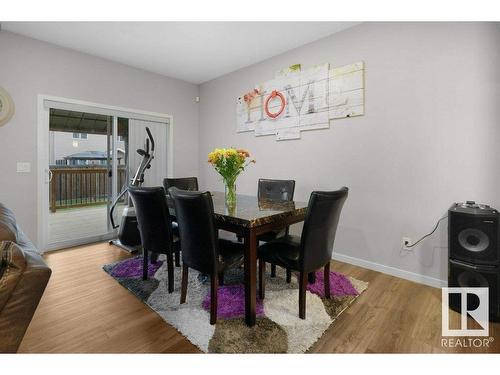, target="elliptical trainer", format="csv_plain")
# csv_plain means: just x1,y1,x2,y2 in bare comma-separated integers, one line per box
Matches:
109,127,155,253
